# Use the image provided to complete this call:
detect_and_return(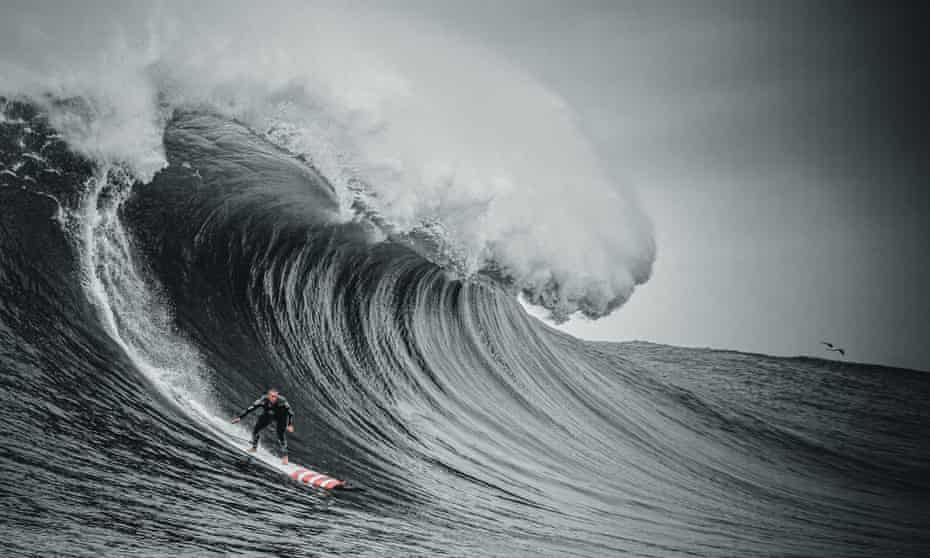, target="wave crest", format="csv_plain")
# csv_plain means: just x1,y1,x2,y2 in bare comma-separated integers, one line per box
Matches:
0,1,654,320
